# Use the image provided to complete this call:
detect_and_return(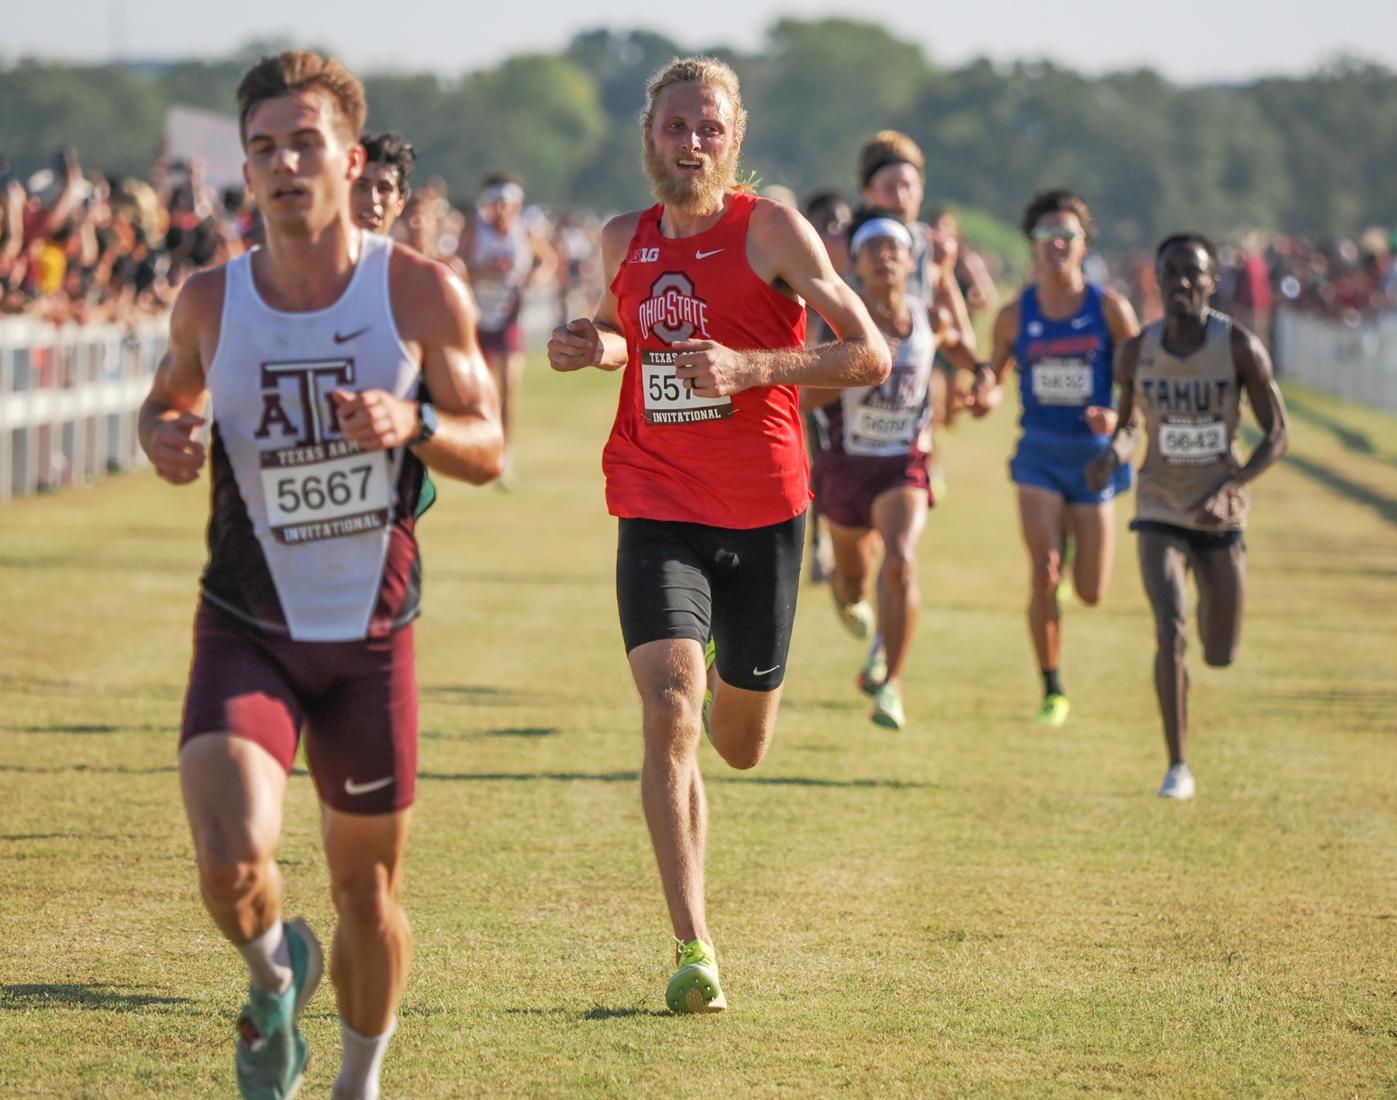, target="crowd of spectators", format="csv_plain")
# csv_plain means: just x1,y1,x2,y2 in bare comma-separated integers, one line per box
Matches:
0,147,258,325
1112,230,1397,338
0,145,605,331
5,143,1396,337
